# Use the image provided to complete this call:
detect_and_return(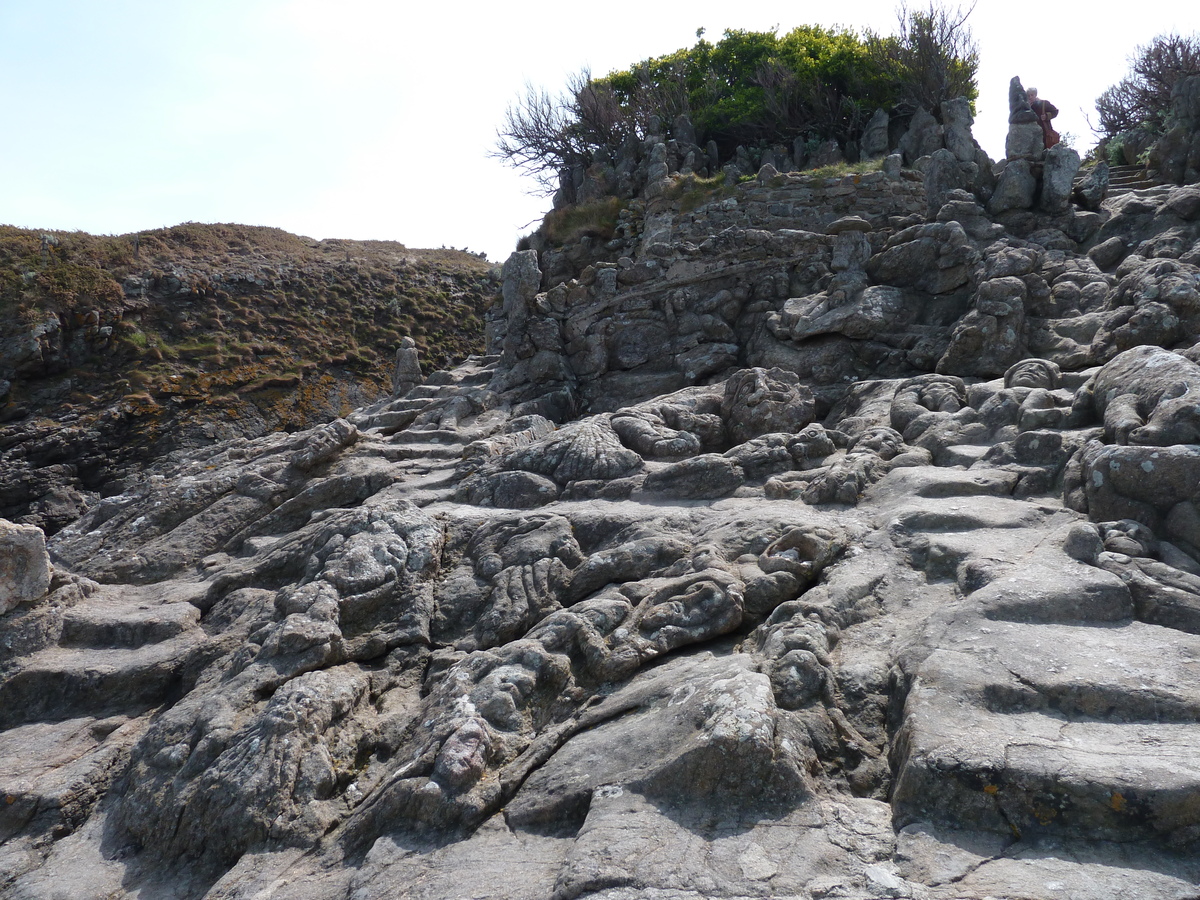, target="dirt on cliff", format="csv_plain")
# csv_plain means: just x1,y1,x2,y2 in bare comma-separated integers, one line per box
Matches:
0,222,500,532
